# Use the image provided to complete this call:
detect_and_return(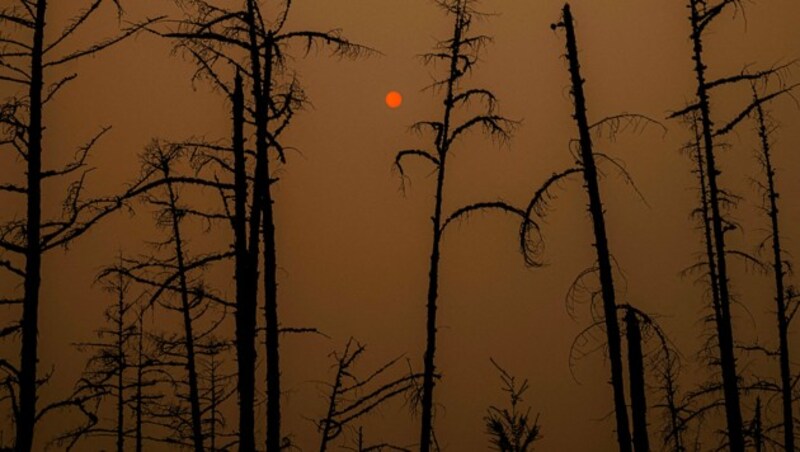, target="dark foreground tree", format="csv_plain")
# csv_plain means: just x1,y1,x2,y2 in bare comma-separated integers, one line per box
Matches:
0,2,158,449
550,5,631,450
750,80,797,451
163,2,372,447
624,309,649,452
484,359,541,452
317,338,420,452
392,1,517,448
668,1,797,449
